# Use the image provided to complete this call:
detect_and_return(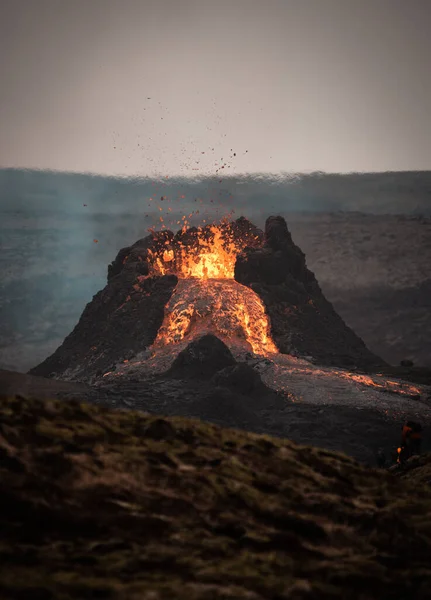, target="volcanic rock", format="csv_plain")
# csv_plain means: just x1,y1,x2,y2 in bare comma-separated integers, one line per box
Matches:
2,394,431,599
29,215,386,381
235,216,386,369
5,365,431,465
166,334,236,380
211,363,266,395
390,453,431,486
401,359,414,367
107,230,173,281
228,214,264,246
30,270,178,380
185,386,269,431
